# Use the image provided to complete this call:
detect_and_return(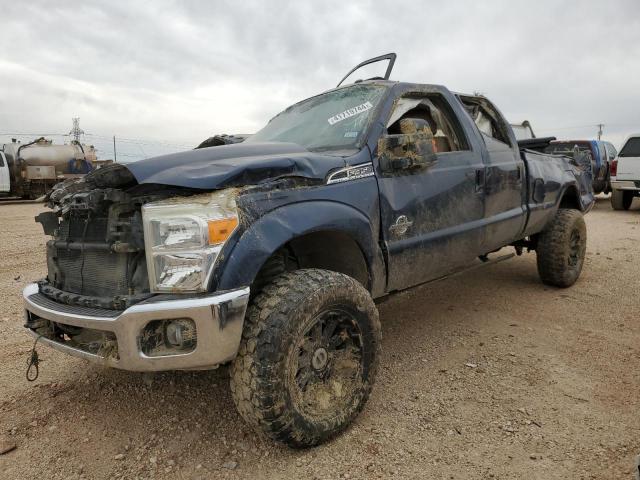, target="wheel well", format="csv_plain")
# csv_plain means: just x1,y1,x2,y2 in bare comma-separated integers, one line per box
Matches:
252,231,370,296
558,186,581,210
